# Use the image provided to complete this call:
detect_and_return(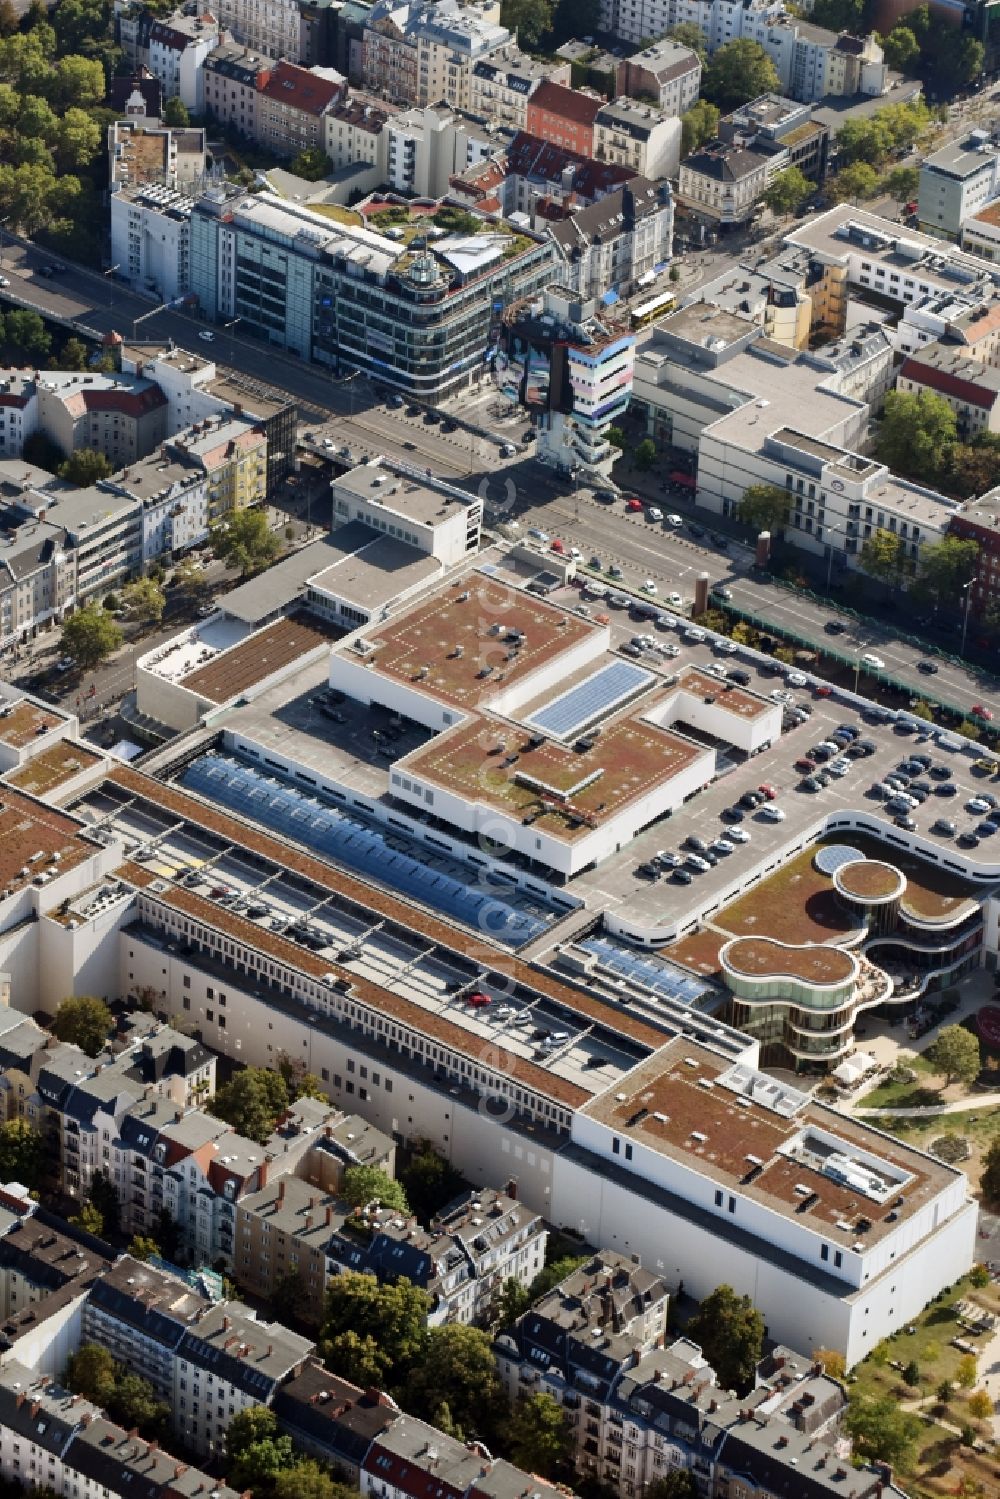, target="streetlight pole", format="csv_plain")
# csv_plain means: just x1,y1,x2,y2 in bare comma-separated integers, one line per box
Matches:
104,264,121,310
960,578,975,657
223,316,241,364
853,642,870,696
